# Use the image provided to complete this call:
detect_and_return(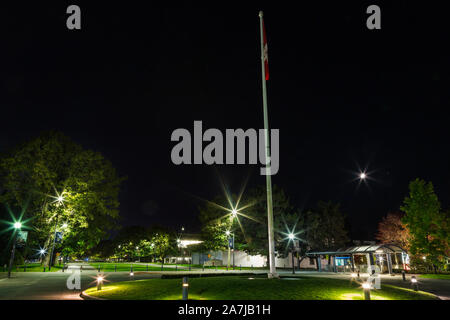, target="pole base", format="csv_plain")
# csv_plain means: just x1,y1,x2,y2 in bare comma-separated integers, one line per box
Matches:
267,272,280,279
